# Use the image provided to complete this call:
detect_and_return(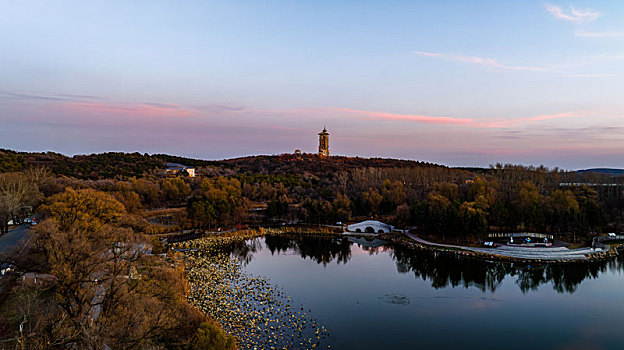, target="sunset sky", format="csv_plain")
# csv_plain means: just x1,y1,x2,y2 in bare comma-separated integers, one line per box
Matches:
1,1,623,169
